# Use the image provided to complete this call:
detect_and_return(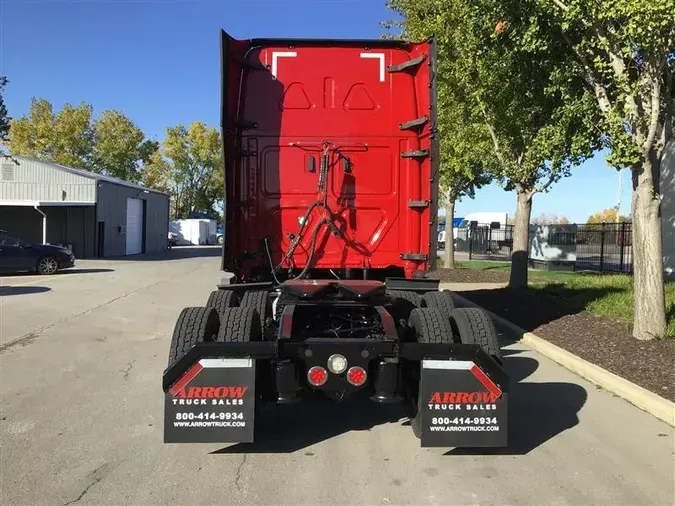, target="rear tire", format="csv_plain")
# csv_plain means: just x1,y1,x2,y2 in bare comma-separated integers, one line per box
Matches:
168,307,219,366
387,290,421,322
407,308,454,438
206,289,239,315
422,291,456,318
240,290,271,332
217,306,261,343
450,307,502,360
